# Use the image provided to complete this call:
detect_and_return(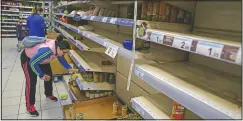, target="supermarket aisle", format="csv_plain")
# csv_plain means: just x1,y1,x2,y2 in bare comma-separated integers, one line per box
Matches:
1,38,63,119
